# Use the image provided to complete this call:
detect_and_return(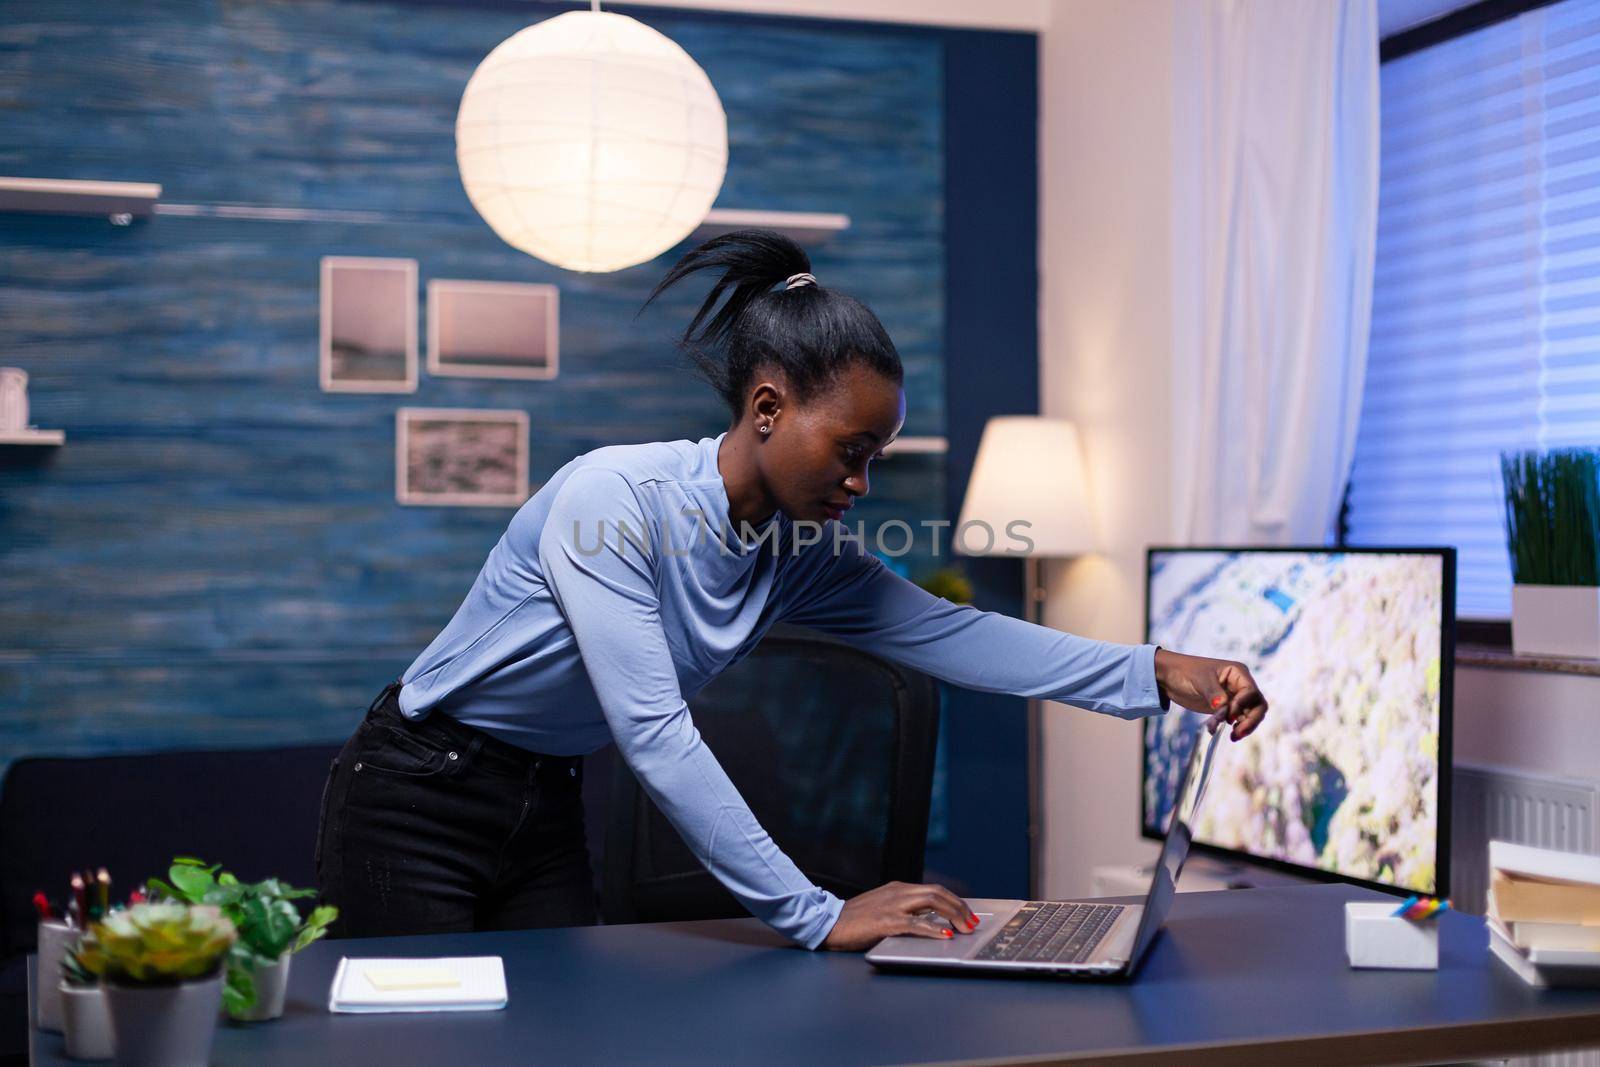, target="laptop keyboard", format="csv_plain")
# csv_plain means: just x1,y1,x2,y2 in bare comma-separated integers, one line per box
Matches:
974,902,1123,964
